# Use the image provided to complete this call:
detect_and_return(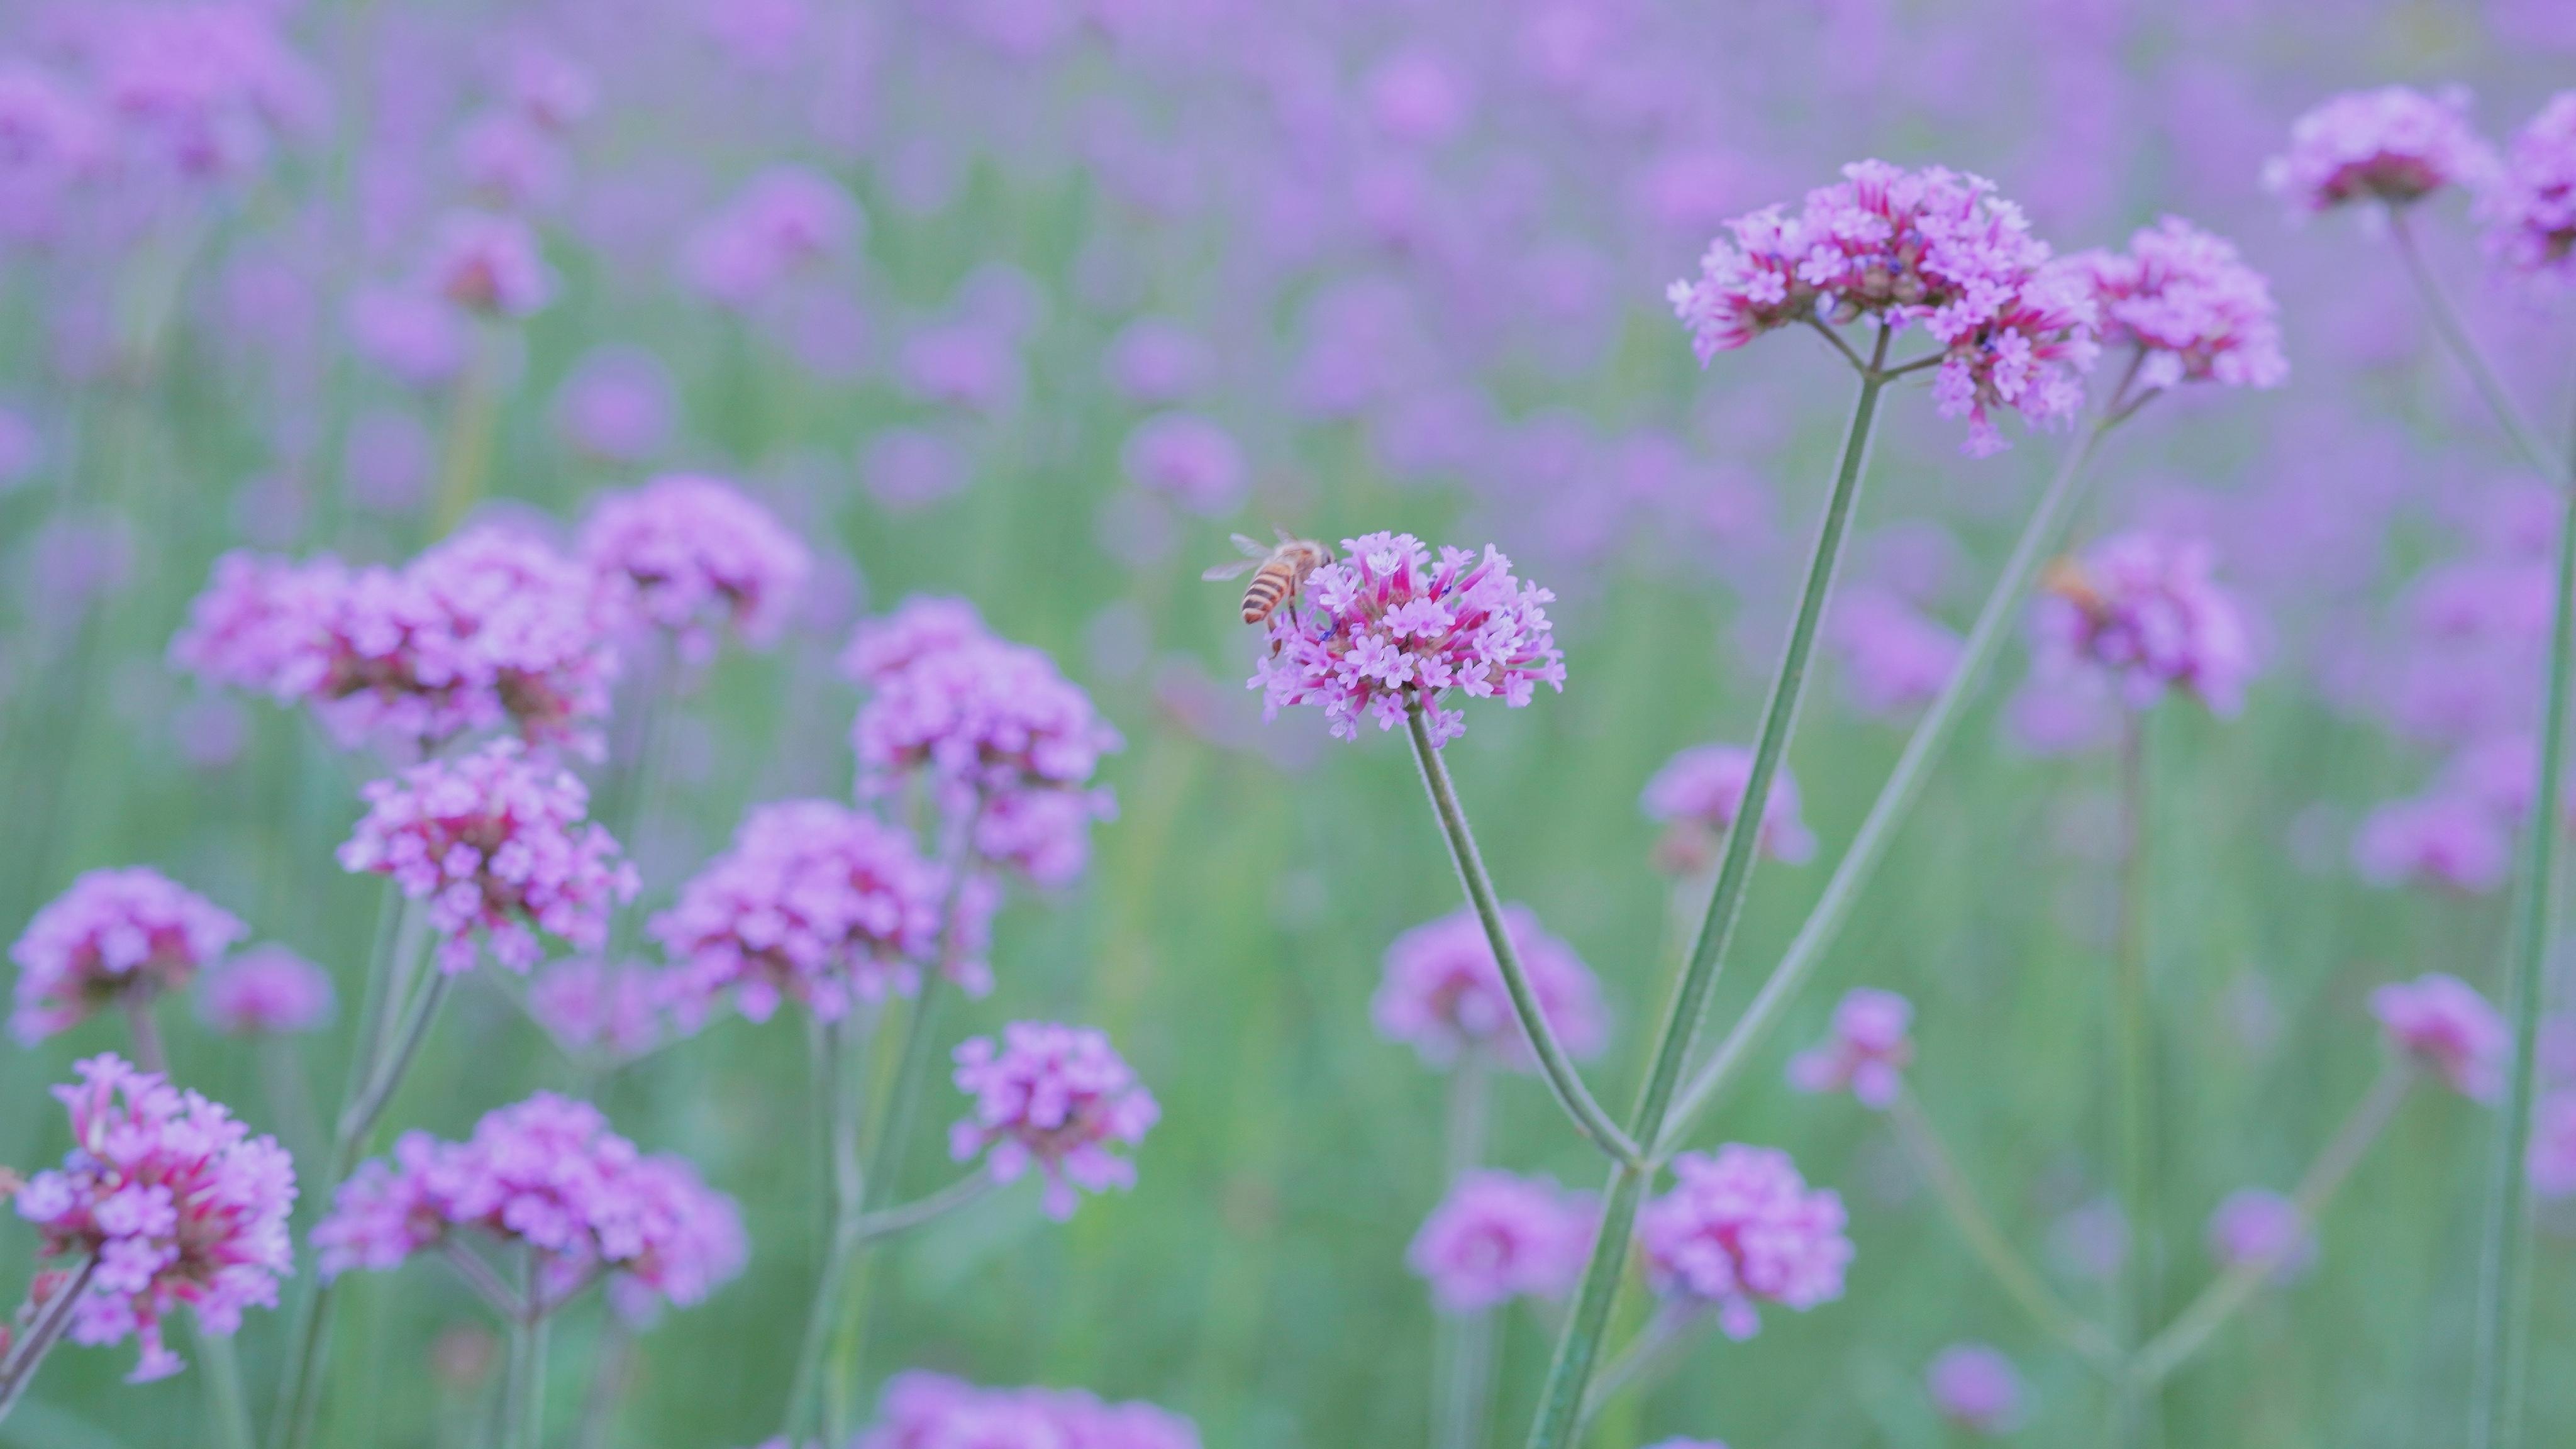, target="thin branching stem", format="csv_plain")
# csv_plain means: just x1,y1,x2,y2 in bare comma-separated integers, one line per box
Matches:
850,1169,996,1245
2386,206,2562,479
2136,1064,2412,1384
504,1248,549,1449
1526,324,1893,1449
1405,706,1639,1165
124,992,169,1077
2111,711,2159,1449
1432,1056,1496,1449
1575,1305,1701,1431
1655,401,2139,1155
1889,1089,2117,1367
0,1258,99,1426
